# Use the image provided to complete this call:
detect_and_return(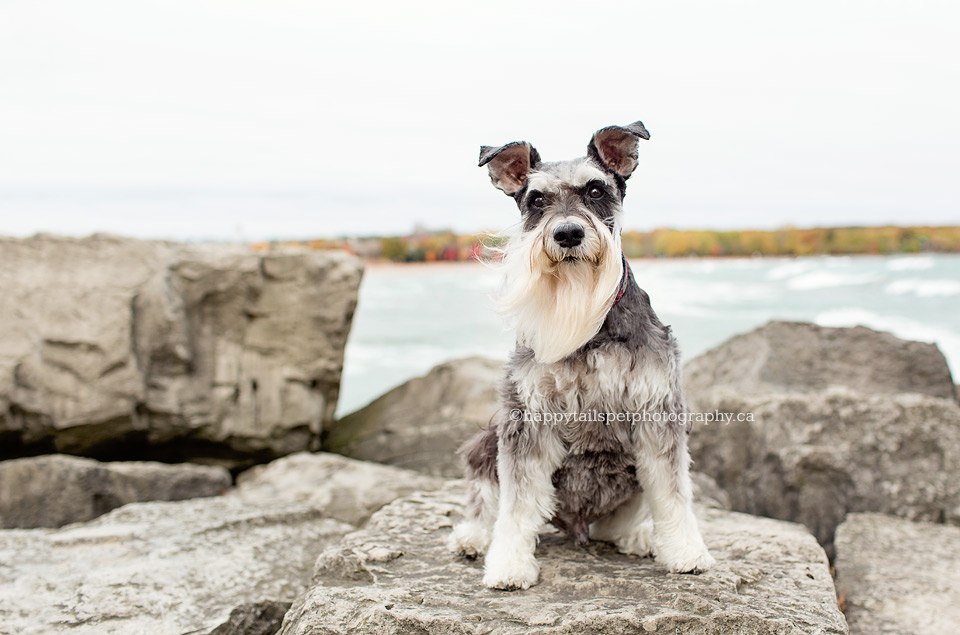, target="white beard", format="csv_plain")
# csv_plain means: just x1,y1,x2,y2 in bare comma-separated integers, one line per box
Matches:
494,217,623,364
